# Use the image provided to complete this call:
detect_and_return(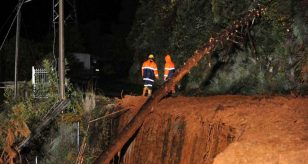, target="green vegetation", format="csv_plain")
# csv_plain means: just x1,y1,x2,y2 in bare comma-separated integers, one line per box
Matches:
0,59,115,163
1,0,307,162
128,0,308,95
